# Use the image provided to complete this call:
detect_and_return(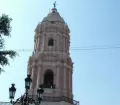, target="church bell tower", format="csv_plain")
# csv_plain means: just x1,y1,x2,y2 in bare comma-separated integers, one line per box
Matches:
27,3,79,105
